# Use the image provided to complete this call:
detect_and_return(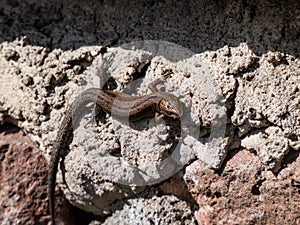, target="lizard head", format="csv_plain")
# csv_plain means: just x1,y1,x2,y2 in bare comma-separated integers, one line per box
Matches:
157,93,182,119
